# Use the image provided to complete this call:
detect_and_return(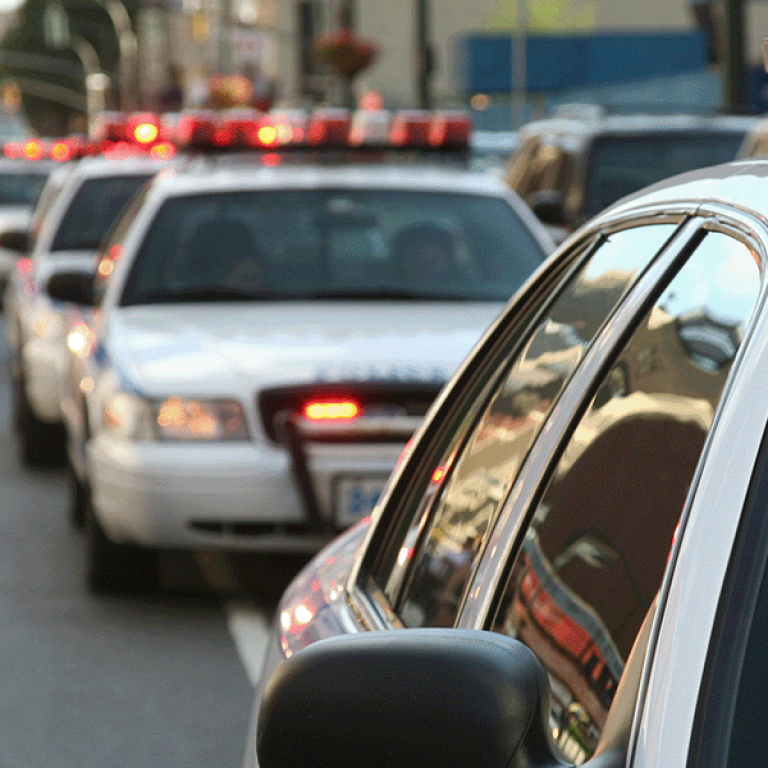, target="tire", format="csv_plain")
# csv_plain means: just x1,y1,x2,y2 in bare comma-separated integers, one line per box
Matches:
16,376,67,469
85,500,160,596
